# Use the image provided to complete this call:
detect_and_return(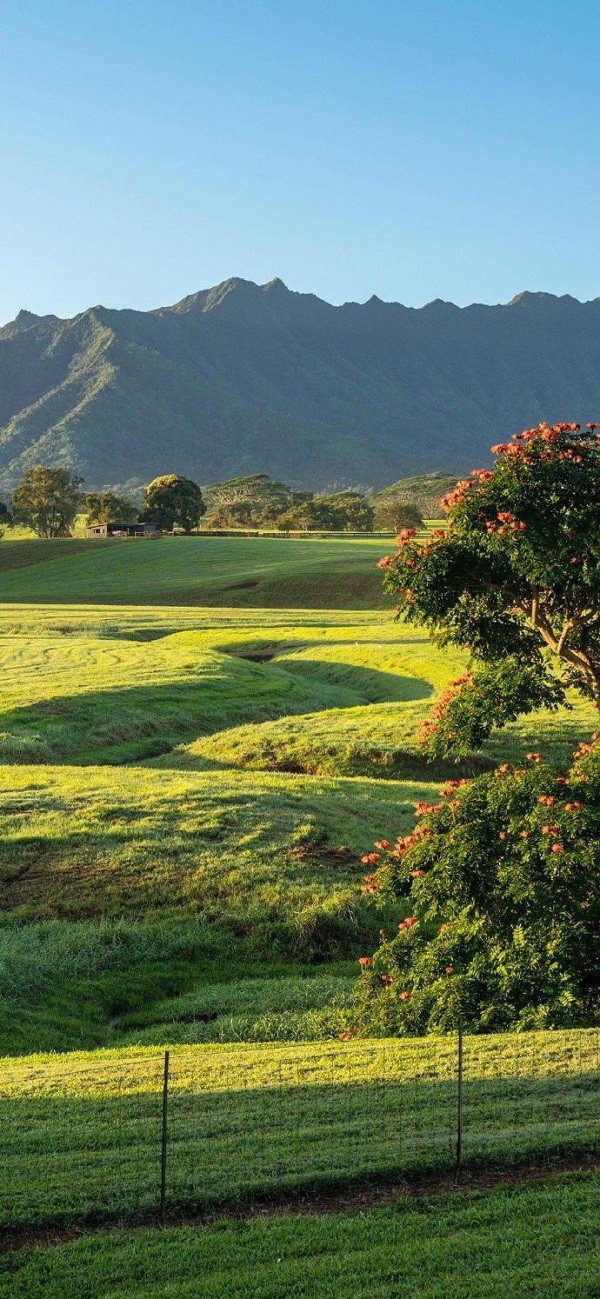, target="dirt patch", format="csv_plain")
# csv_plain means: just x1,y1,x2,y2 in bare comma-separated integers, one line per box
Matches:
225,645,280,663
286,842,362,870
